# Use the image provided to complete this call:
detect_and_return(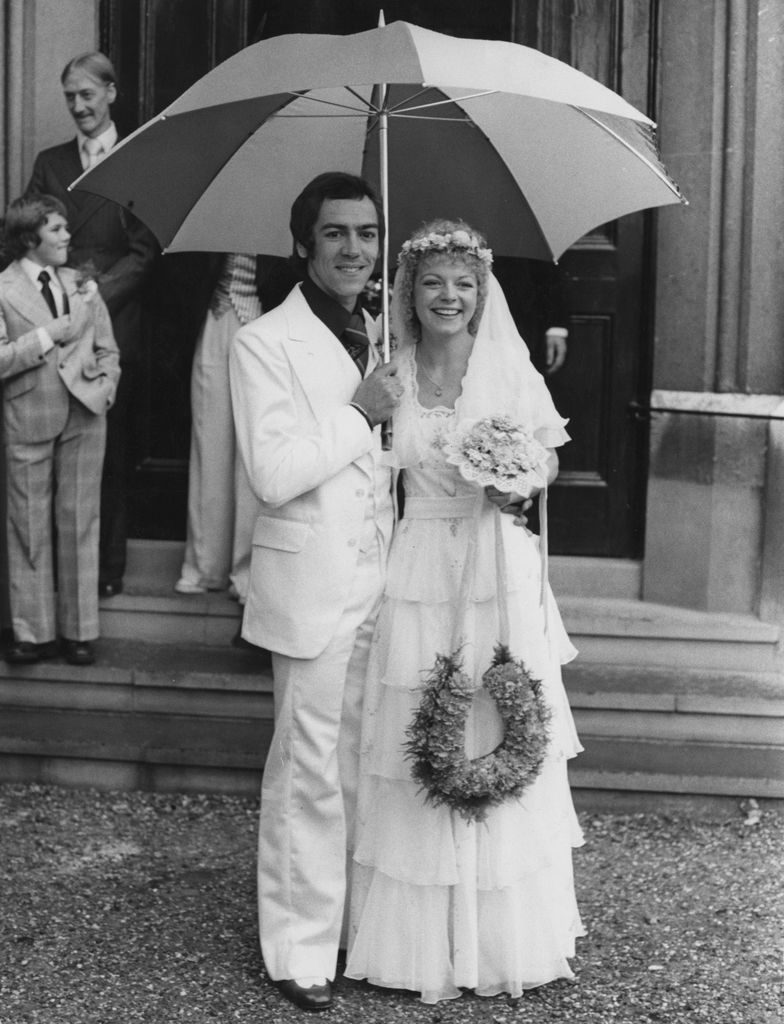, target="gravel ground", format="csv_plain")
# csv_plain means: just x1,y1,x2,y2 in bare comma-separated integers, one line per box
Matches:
0,783,781,1024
